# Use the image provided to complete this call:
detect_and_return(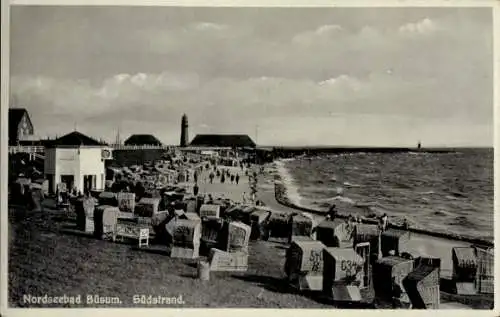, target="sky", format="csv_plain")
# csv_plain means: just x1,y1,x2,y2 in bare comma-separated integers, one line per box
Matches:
9,6,493,147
